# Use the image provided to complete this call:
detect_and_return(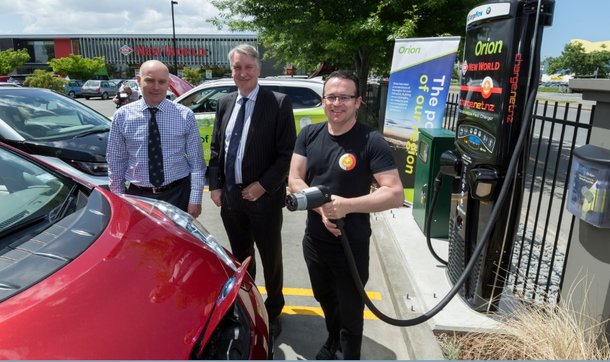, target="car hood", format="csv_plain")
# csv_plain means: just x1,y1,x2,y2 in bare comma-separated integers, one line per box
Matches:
0,189,240,359
16,131,108,162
